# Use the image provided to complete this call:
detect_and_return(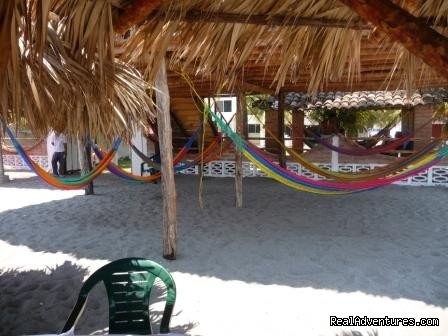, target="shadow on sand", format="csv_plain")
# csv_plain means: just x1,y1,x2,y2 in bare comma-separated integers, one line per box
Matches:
0,262,195,335
0,174,447,334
